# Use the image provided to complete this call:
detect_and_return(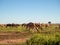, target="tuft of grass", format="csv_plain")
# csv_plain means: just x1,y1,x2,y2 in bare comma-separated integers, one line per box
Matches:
25,33,60,45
